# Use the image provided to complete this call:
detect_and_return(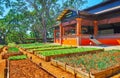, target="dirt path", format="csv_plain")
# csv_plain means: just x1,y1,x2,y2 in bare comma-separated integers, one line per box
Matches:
9,59,55,78
20,48,80,78
111,73,120,78
0,46,7,78
0,60,6,78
